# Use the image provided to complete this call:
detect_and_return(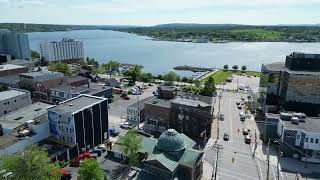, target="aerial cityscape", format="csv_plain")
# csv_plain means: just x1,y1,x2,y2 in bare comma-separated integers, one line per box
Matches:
0,0,320,180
